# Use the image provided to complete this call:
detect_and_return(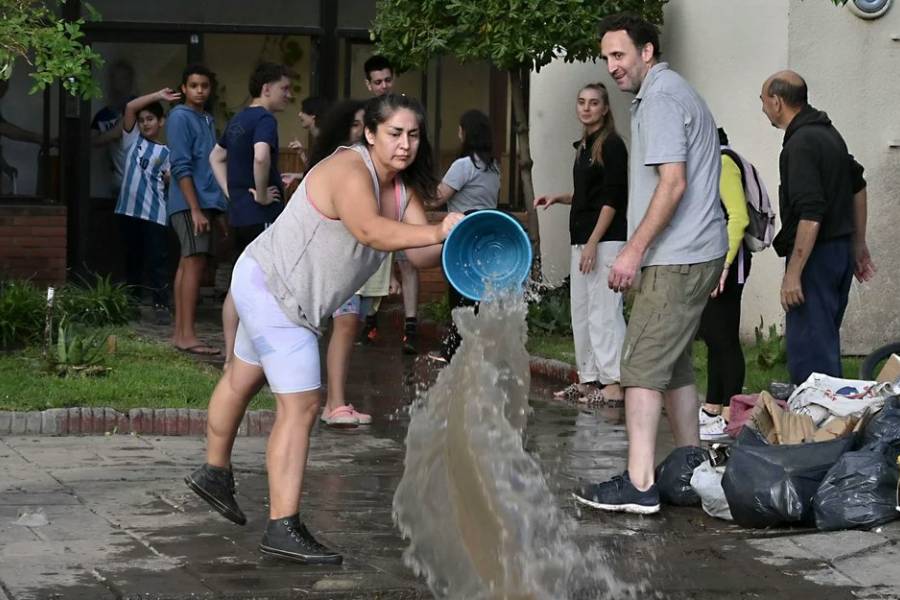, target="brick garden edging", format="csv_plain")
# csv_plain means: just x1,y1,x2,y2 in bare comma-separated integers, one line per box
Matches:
0,357,574,436
529,356,577,384
0,408,275,436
